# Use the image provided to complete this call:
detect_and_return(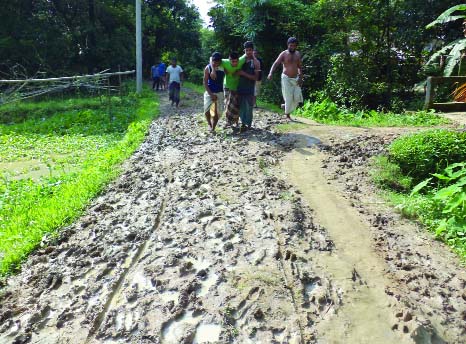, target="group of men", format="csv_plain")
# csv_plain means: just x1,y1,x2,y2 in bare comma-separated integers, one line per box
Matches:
203,37,303,132
151,59,184,108
153,36,303,131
